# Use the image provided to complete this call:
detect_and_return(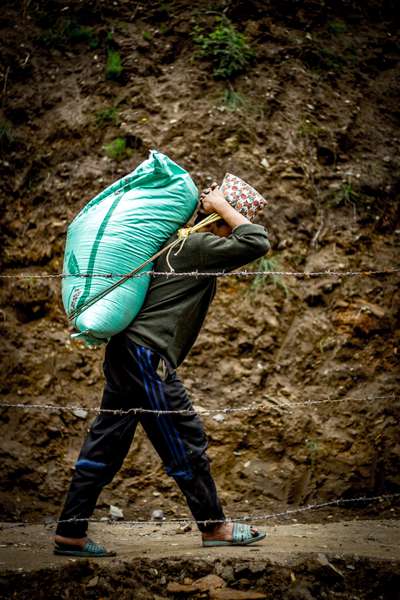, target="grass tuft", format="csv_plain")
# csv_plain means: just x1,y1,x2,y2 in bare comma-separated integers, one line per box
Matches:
250,256,289,296
95,107,119,127
103,137,129,161
106,49,123,80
